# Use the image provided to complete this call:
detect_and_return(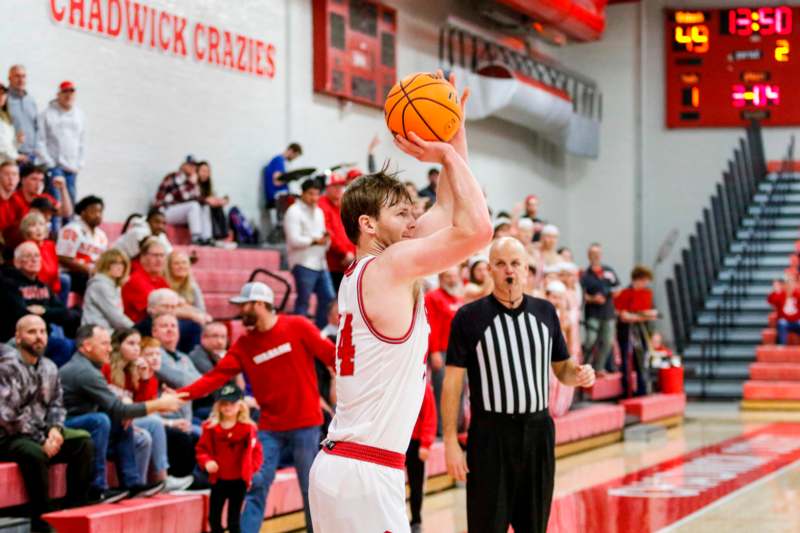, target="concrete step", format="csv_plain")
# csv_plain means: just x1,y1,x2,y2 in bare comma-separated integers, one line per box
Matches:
749,205,800,216
683,343,757,361
717,267,787,282
741,216,800,229
711,284,770,297
723,255,790,267
704,297,771,312
684,379,744,398
753,192,800,204
695,311,768,327
729,241,795,254
684,361,752,380
735,228,798,241
689,327,763,343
